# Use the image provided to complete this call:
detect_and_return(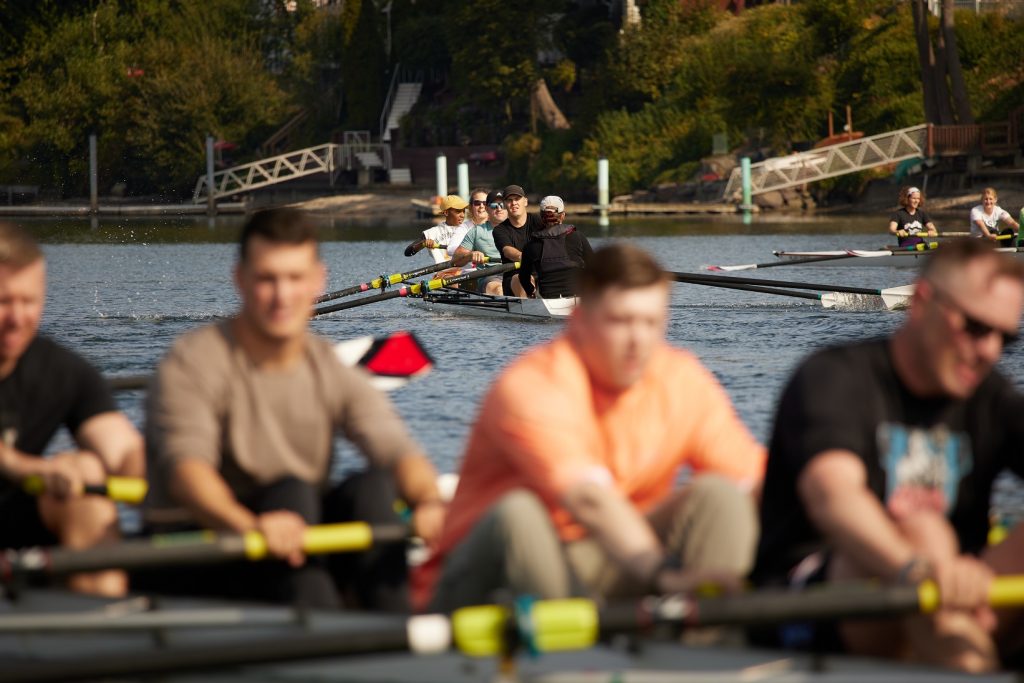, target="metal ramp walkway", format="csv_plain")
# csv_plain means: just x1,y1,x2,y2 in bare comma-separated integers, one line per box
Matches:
723,124,929,200
192,136,392,202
